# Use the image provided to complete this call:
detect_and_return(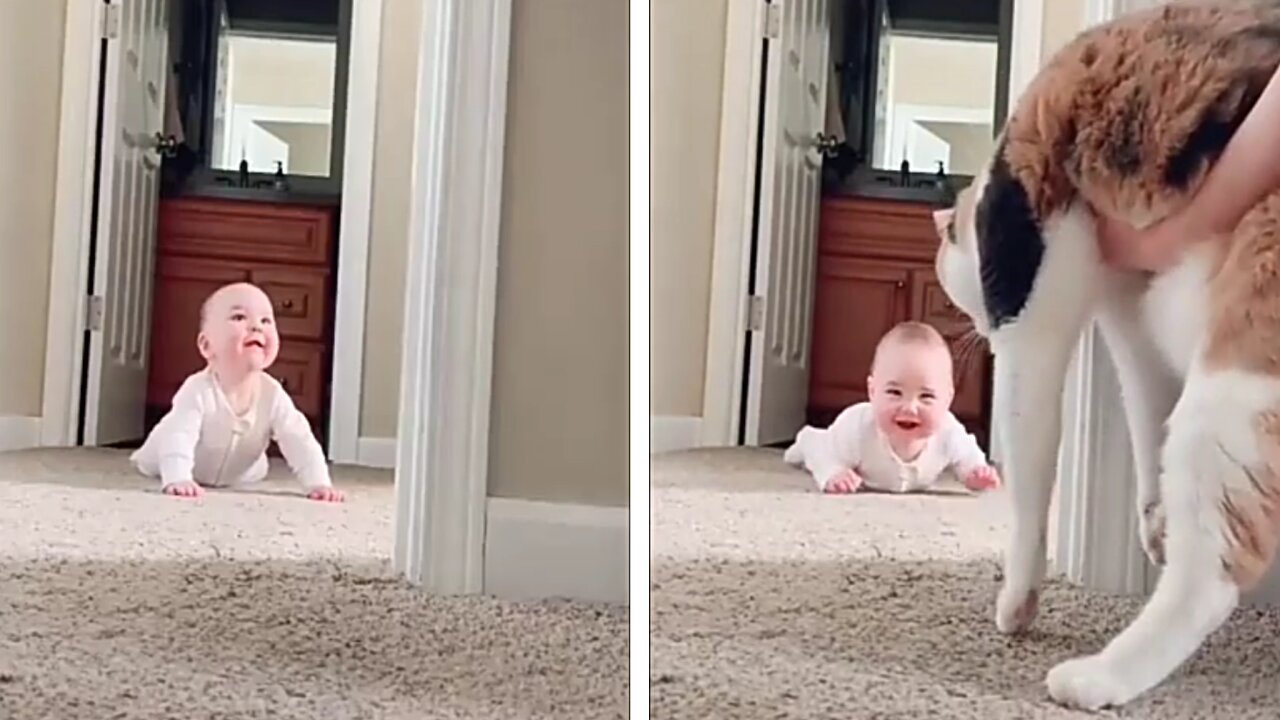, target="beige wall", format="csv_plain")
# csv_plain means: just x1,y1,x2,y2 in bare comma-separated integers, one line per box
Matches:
1042,0,1087,59
0,1,65,417
649,0,728,418
486,0,628,506
889,35,997,110
357,0,418,439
